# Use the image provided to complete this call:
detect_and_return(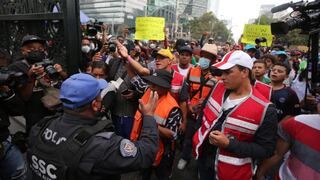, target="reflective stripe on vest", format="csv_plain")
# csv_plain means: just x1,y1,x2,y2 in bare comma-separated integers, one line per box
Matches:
193,81,270,179
170,71,184,101
171,85,182,93
226,117,259,131
189,76,215,87
189,76,201,83
218,154,252,166
154,115,166,126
